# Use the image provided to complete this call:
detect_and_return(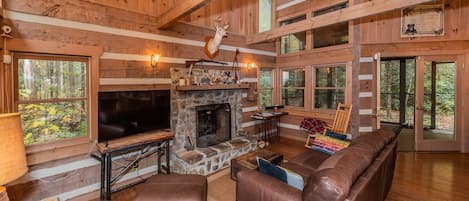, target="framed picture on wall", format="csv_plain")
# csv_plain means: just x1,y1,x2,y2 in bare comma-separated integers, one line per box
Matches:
401,2,444,38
